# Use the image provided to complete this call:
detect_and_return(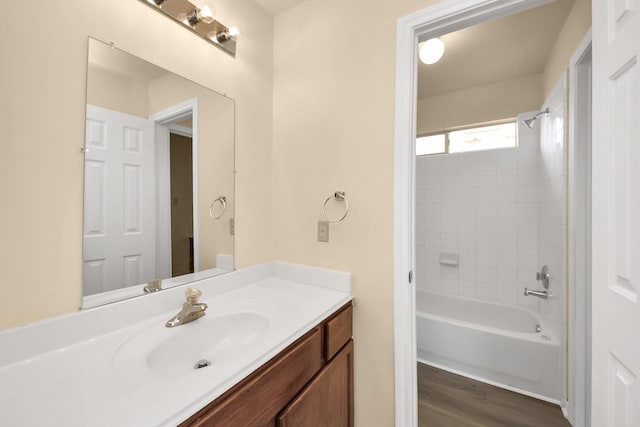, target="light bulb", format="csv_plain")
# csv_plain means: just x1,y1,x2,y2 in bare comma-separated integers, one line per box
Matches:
189,0,215,24
210,26,238,43
199,5,215,24
419,38,445,65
